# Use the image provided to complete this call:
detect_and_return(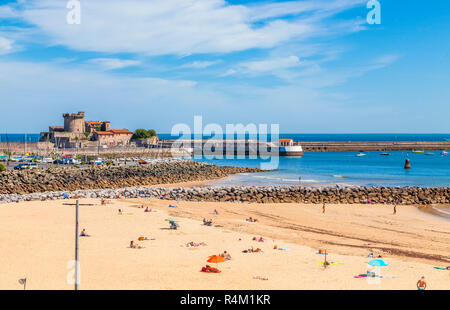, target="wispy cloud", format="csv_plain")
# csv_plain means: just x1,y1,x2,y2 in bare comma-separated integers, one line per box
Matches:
87,58,141,70
3,0,365,56
179,60,222,69
0,37,14,55
227,56,302,76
